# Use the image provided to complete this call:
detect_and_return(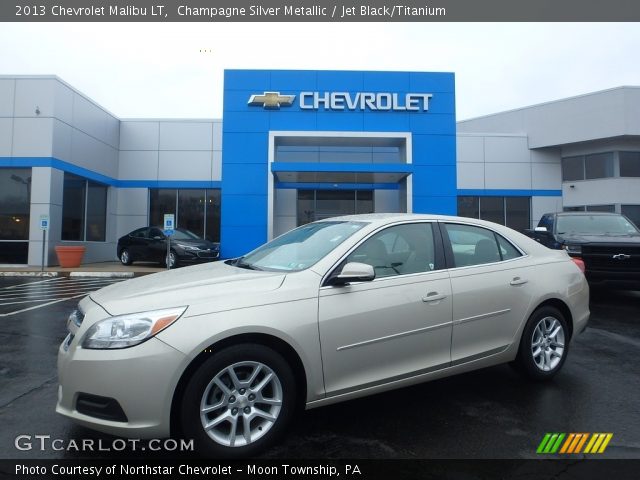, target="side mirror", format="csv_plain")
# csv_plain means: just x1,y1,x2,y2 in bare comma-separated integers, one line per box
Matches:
331,262,375,286
534,226,548,233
